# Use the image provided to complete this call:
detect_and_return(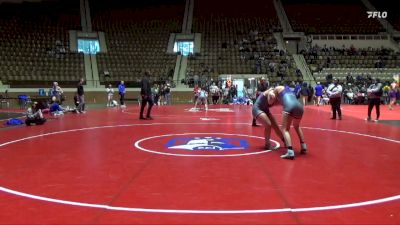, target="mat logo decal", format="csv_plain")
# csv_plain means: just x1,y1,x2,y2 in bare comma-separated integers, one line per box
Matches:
165,137,248,151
